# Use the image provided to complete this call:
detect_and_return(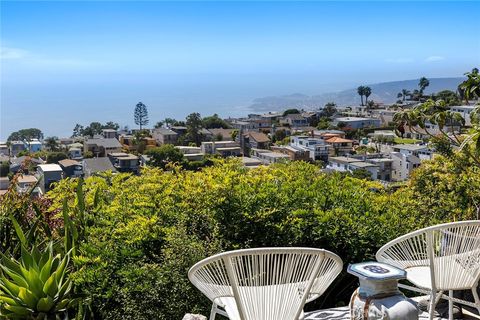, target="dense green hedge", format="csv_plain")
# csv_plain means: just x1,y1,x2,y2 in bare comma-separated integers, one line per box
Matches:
22,157,480,318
